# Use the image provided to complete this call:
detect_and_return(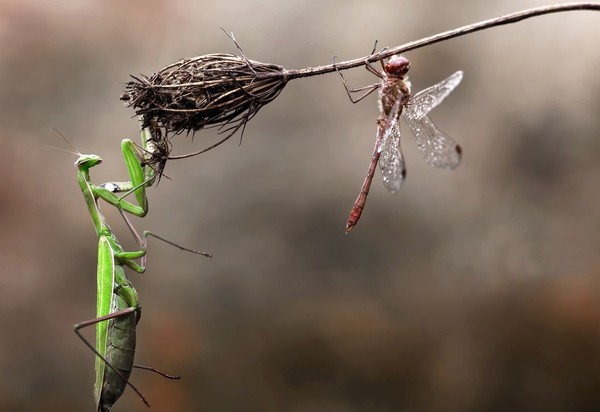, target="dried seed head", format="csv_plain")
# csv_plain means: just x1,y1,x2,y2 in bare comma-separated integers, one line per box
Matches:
121,53,289,143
